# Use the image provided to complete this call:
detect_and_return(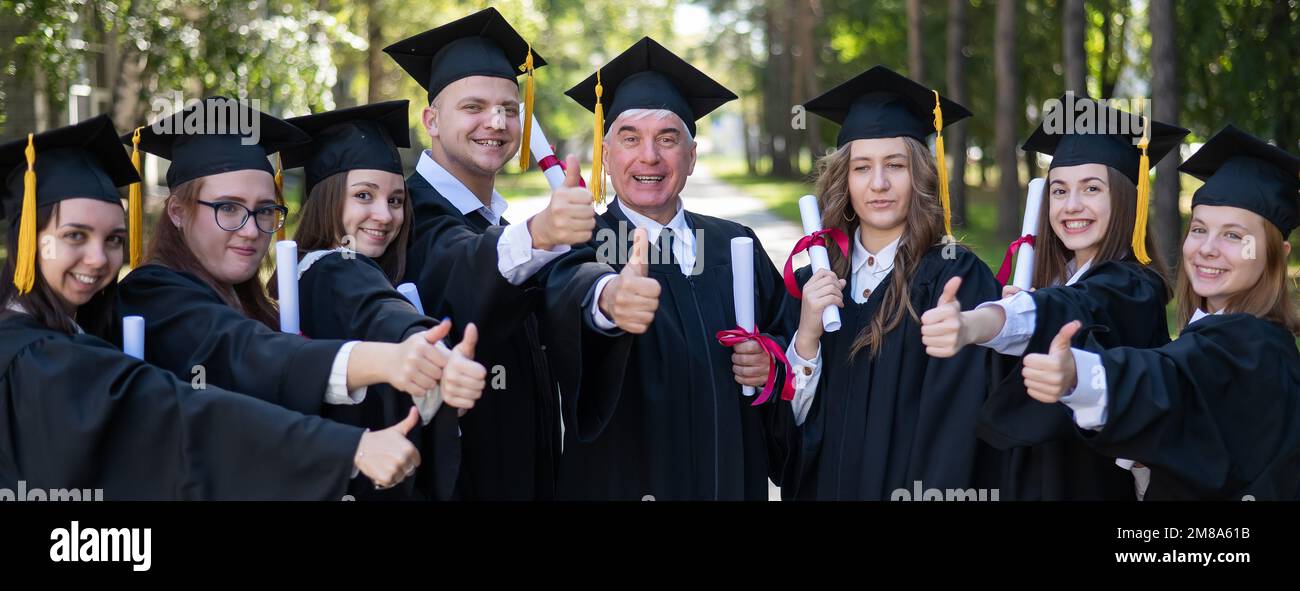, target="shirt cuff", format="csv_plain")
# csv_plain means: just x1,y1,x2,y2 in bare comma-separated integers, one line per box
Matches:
589,273,620,331
787,332,822,427
1060,347,1108,431
326,341,368,405
498,218,572,285
974,290,1036,356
